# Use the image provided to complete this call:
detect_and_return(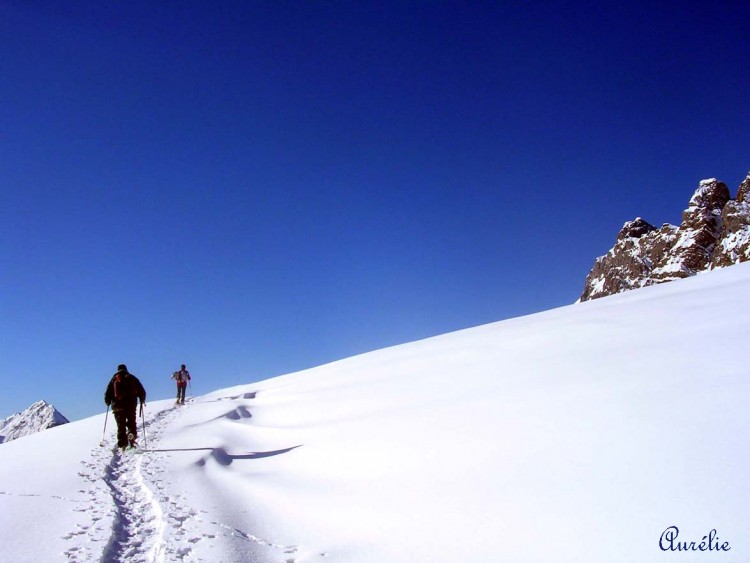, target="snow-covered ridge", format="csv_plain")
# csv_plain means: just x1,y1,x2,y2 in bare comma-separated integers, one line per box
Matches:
0,399,69,444
580,170,750,301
